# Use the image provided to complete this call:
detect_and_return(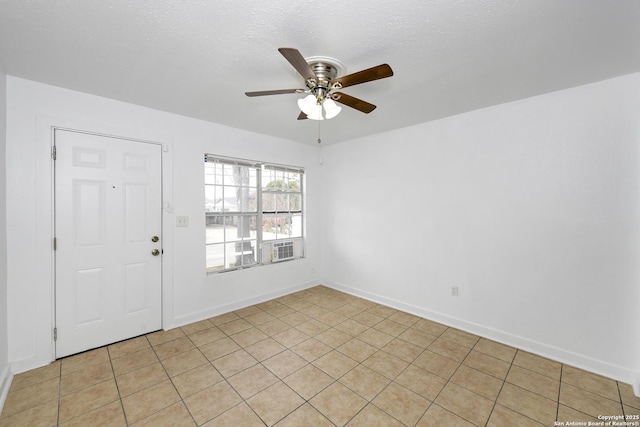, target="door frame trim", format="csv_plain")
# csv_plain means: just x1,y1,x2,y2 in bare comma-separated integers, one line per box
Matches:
51,126,168,359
